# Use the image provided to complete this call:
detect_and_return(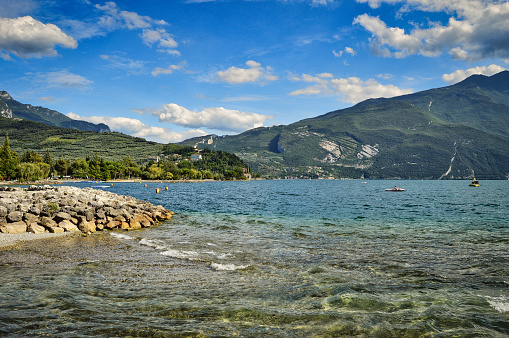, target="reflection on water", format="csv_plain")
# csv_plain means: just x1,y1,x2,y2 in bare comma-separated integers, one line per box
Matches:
1,180,508,336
